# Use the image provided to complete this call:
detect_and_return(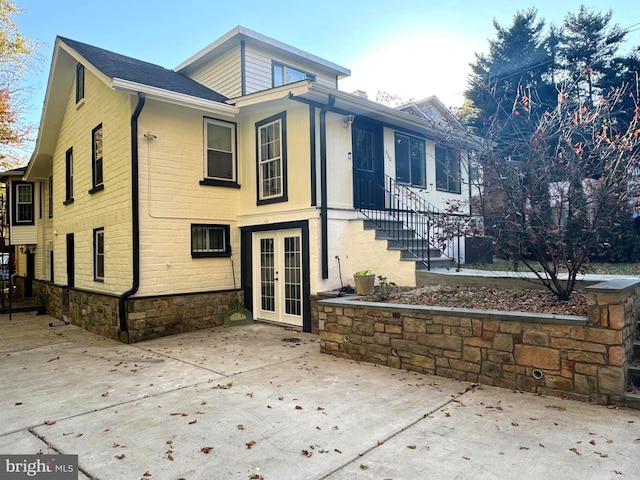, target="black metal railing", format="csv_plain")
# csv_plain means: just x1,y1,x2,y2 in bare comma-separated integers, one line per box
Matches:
357,175,468,270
